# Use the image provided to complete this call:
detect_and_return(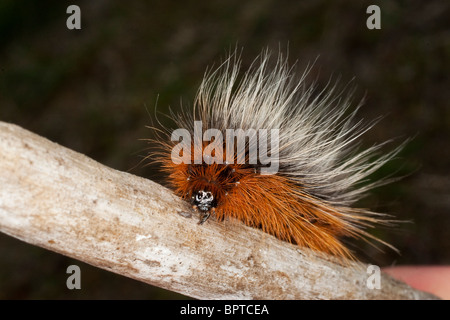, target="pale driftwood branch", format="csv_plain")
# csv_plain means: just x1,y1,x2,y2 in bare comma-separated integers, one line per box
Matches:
0,121,437,300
